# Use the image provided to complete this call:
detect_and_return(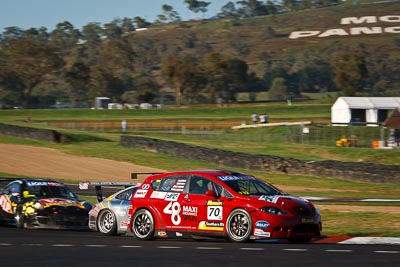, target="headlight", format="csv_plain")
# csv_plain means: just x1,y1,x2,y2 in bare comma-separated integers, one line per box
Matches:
260,206,287,215
34,202,44,210
82,201,93,210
